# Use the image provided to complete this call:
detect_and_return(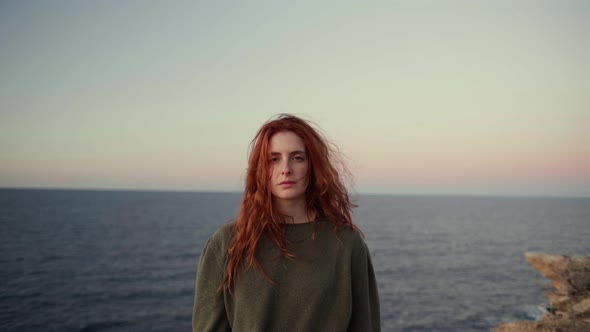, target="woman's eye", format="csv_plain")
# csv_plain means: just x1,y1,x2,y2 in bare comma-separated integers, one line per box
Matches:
293,156,305,161
270,157,279,162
